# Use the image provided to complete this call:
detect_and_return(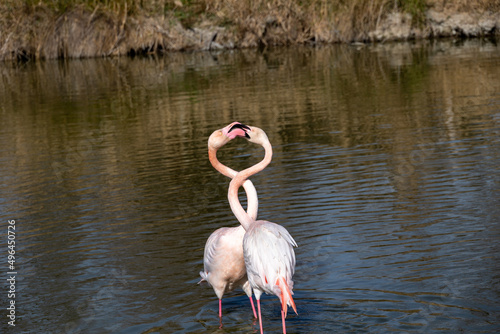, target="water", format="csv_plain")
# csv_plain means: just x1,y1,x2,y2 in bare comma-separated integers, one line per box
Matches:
1,39,499,333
